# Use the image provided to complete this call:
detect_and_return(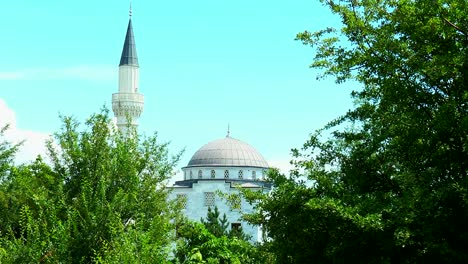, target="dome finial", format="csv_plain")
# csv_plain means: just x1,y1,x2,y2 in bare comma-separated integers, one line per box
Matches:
227,123,230,137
